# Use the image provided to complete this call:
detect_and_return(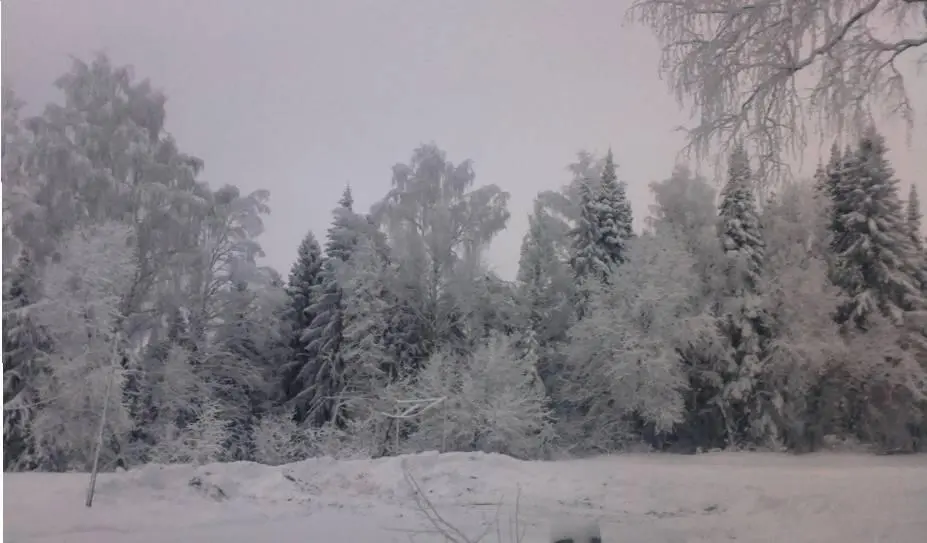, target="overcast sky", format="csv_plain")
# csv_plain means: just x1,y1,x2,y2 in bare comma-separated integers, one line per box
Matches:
3,0,925,279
